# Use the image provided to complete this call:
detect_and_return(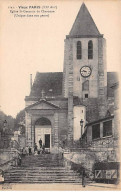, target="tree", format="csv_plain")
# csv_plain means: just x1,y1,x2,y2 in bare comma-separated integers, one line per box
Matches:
0,110,15,132
14,109,25,130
